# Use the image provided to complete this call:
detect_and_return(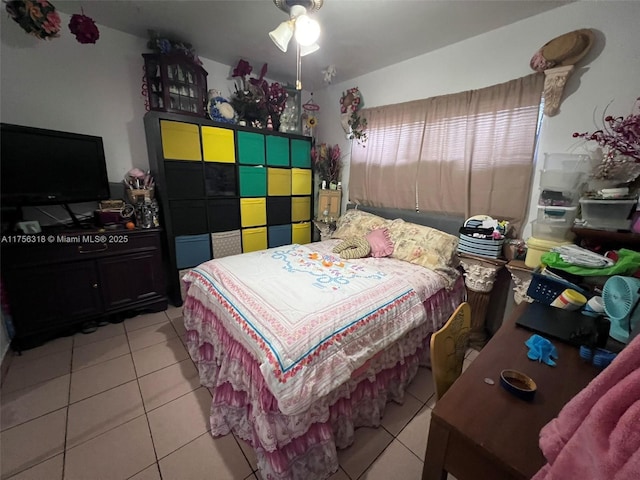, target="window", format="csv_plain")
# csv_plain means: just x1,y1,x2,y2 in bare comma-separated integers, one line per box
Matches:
350,74,544,231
